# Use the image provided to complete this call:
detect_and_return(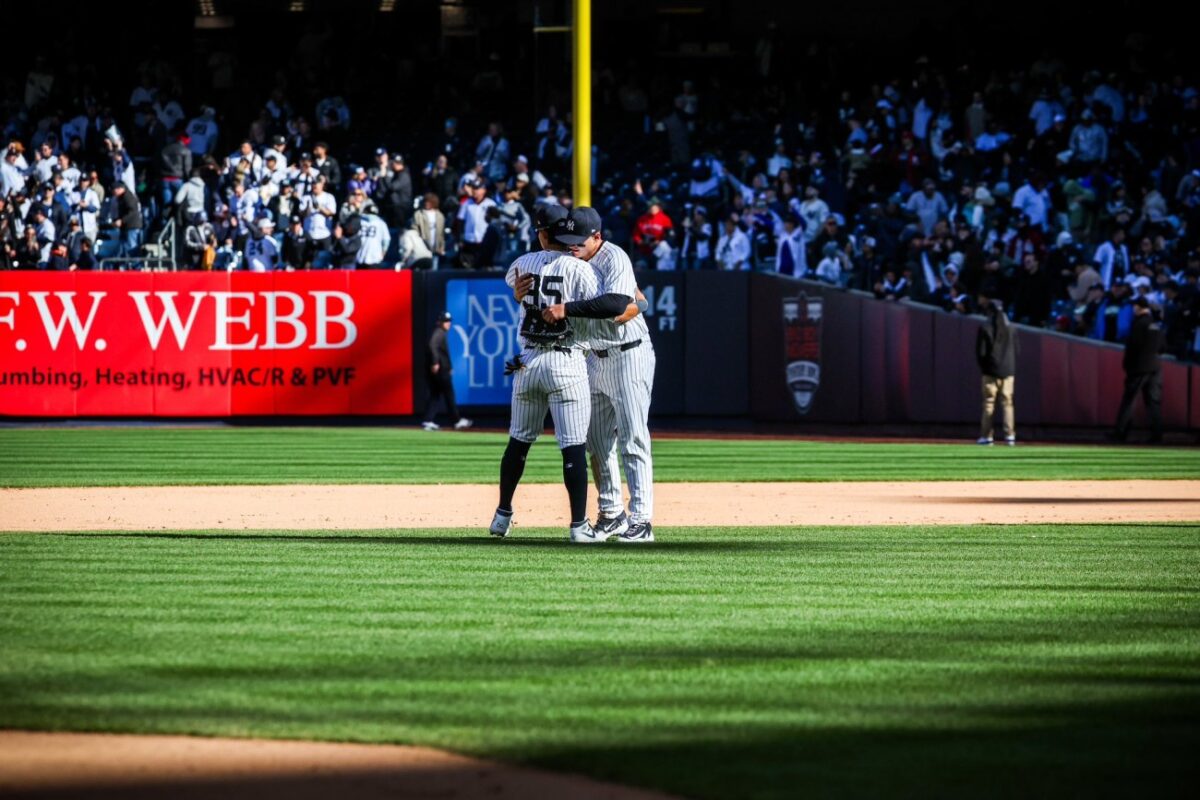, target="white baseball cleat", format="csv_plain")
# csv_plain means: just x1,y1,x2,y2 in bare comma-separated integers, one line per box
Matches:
422,421,440,432
617,522,655,544
976,437,993,446
489,508,513,538
454,418,474,430
594,511,630,538
569,520,609,544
